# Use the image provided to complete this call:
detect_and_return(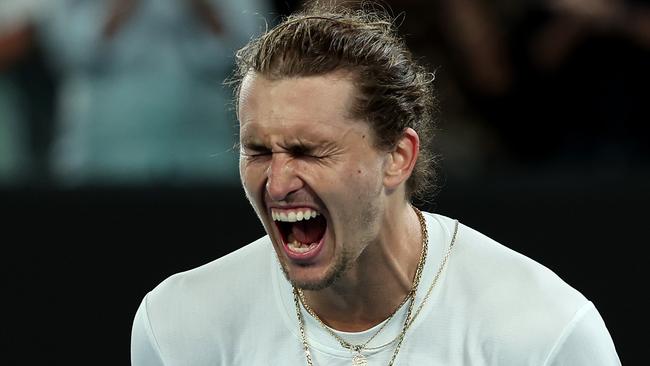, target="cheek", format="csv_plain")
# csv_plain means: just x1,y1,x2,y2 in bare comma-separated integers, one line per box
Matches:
352,160,384,191
321,164,381,206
